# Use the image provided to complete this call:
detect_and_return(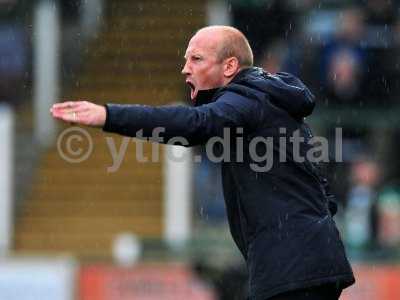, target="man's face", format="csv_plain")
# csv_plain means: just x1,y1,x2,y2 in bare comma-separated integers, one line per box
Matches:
182,31,226,100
